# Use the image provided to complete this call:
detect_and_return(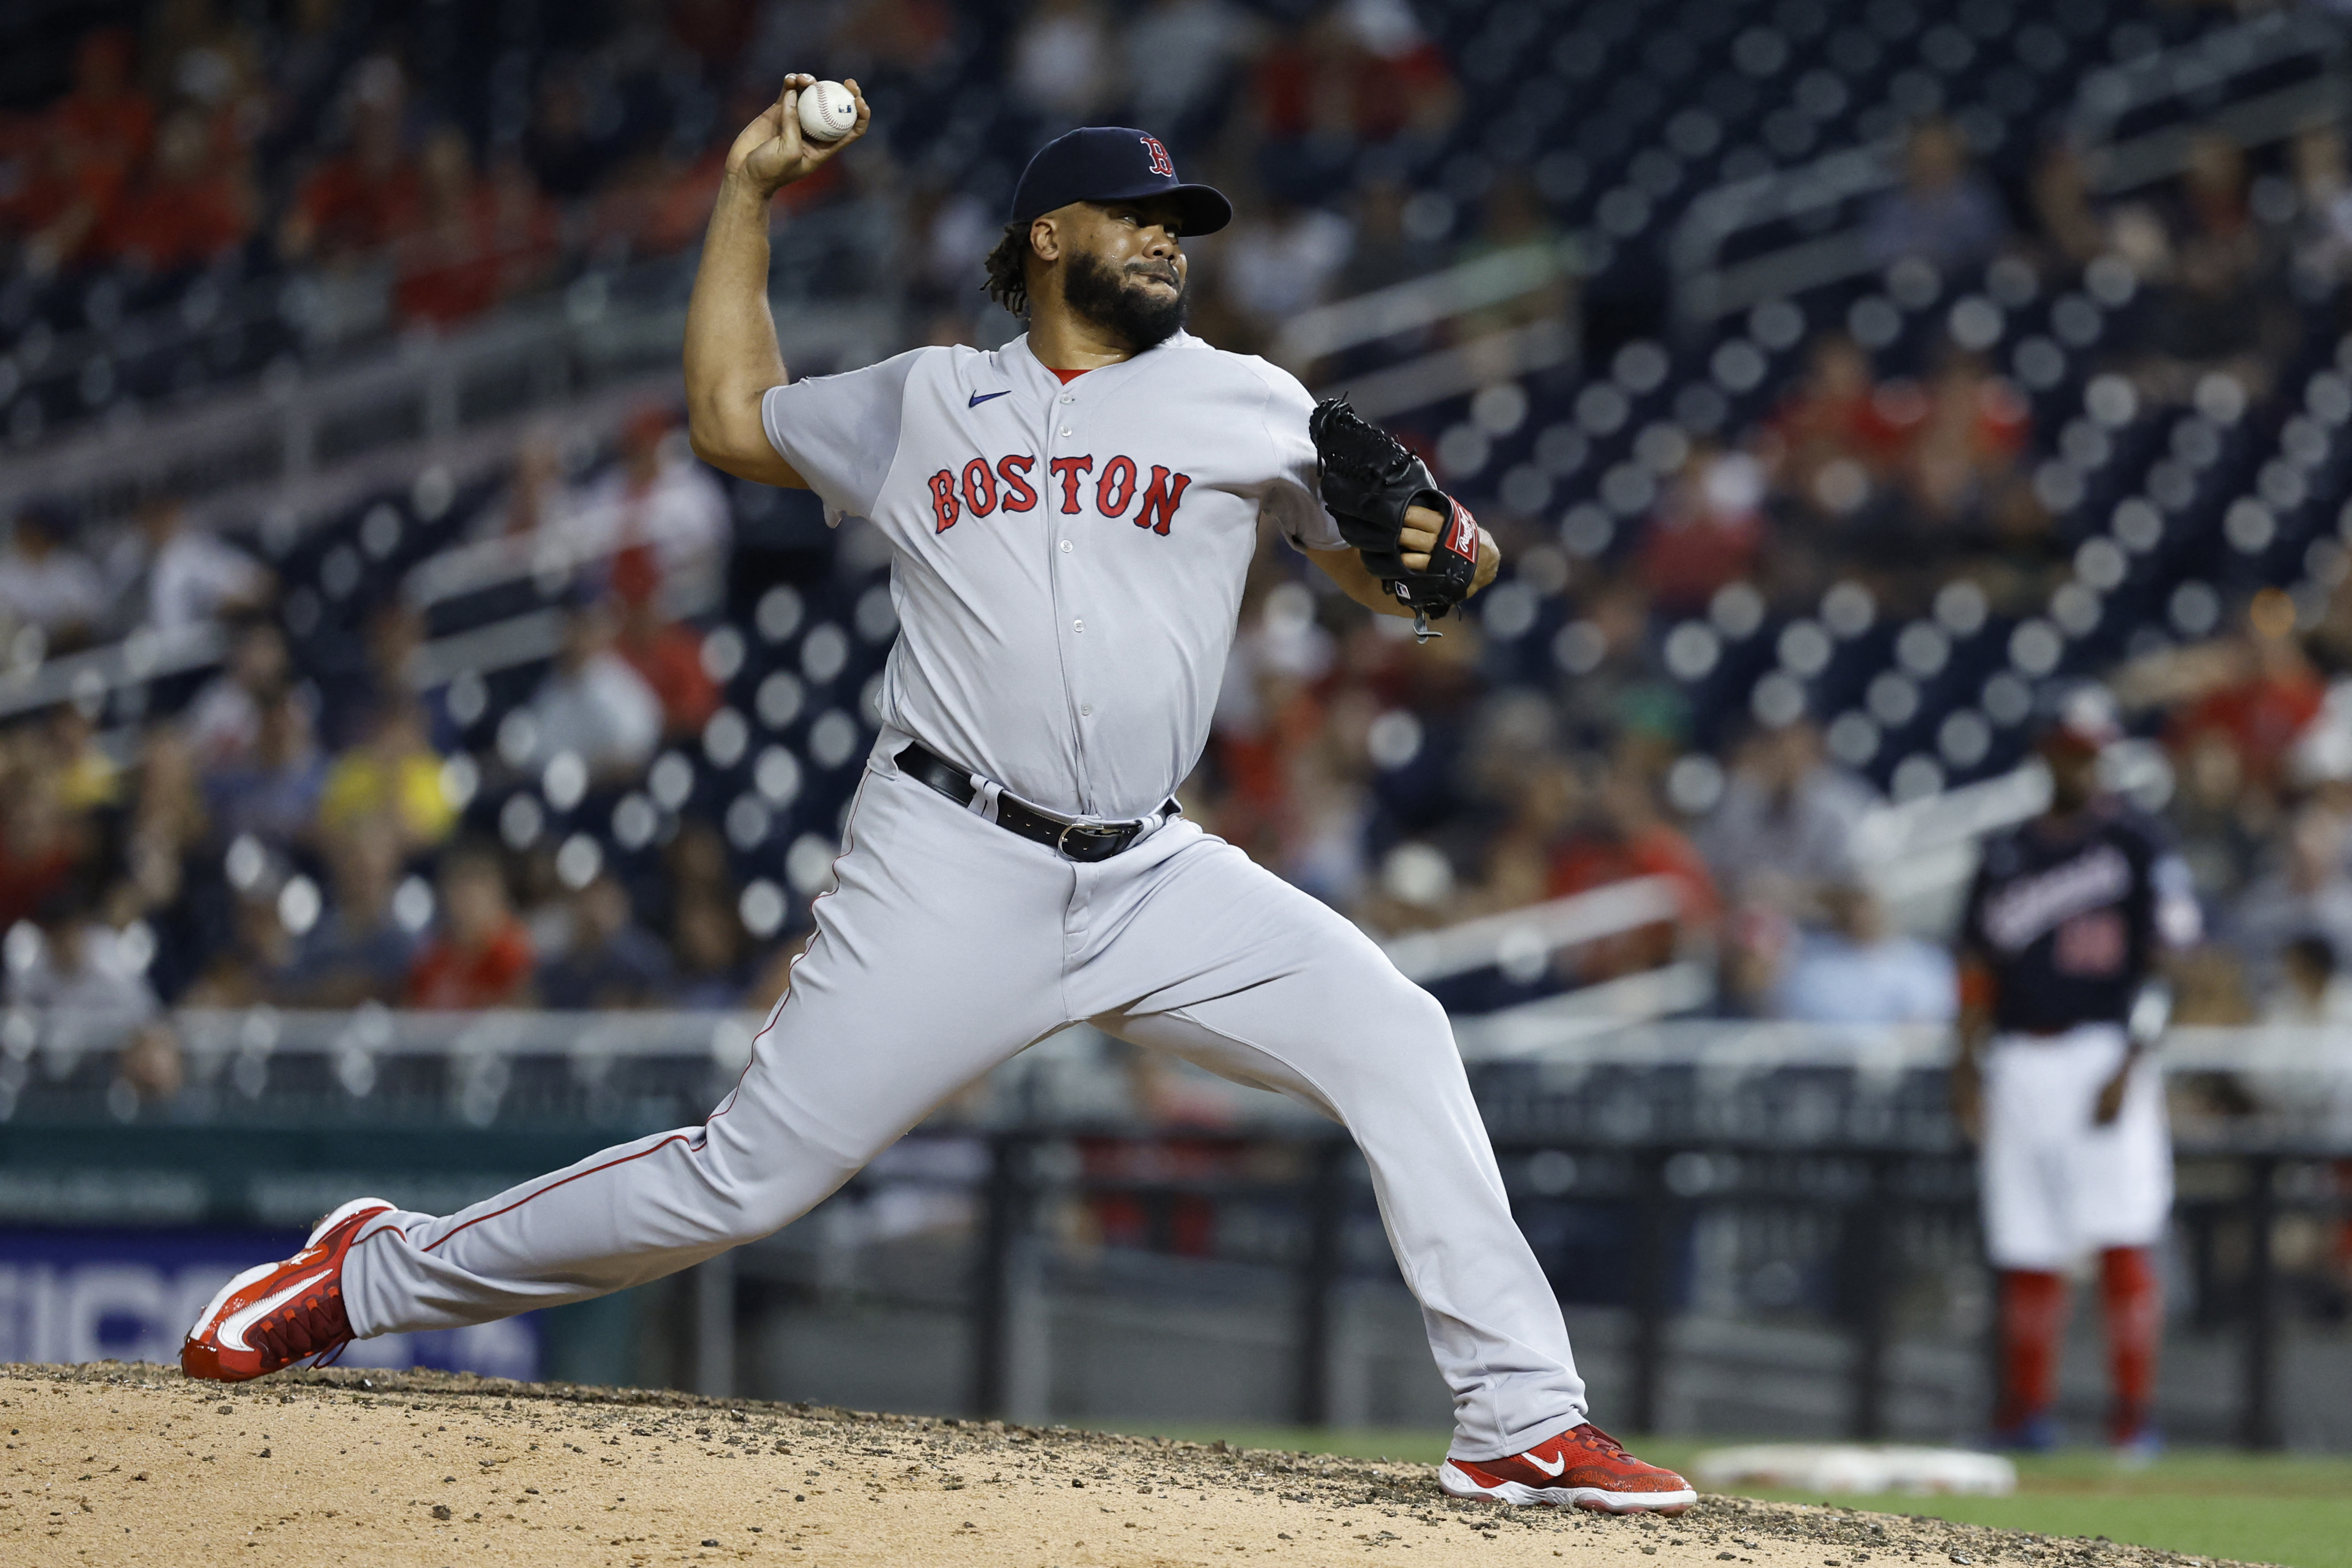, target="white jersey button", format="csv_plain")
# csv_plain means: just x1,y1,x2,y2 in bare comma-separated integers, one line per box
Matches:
1059,540,1073,553
1080,704,1093,716
1059,427,1072,437
1059,394,1075,404
1072,619,1085,632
